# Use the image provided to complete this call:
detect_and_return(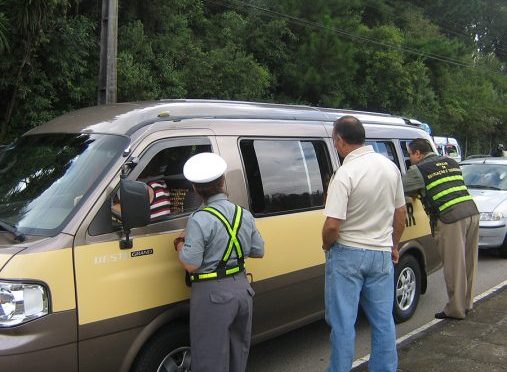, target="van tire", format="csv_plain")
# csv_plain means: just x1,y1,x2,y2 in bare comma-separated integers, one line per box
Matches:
132,322,191,372
393,254,421,323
